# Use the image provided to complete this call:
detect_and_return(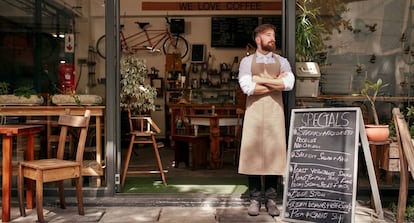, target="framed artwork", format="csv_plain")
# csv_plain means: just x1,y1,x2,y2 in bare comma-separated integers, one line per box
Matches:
151,78,163,98
191,44,206,63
